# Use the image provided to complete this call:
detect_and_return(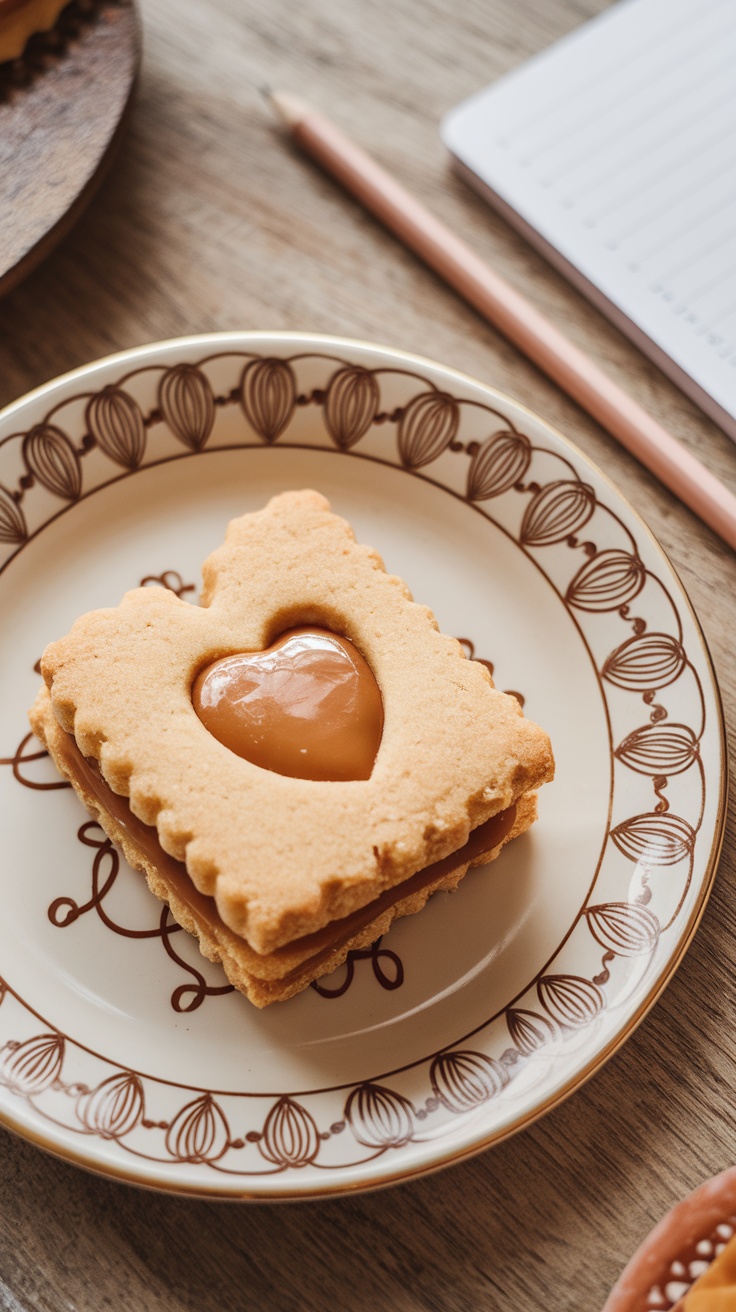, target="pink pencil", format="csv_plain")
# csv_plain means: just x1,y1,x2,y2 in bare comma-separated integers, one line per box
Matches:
268,90,736,553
